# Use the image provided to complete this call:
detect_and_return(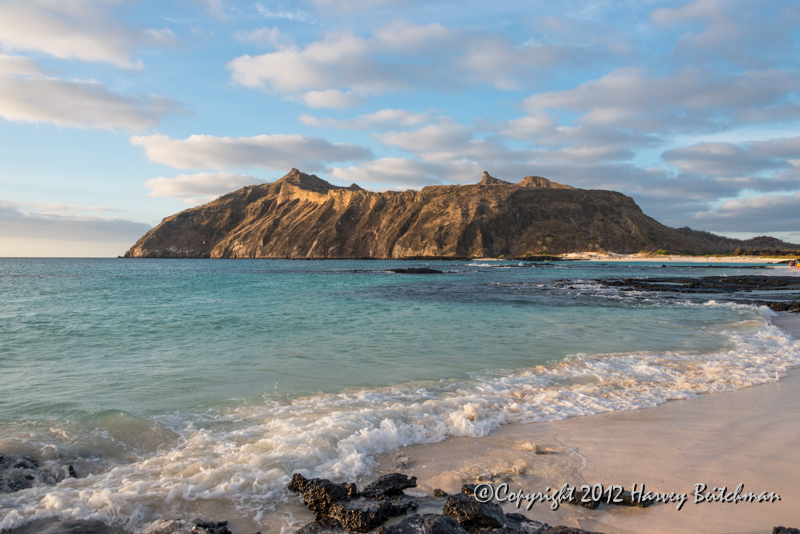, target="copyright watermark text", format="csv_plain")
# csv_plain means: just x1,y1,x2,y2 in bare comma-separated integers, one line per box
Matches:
472,482,781,511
